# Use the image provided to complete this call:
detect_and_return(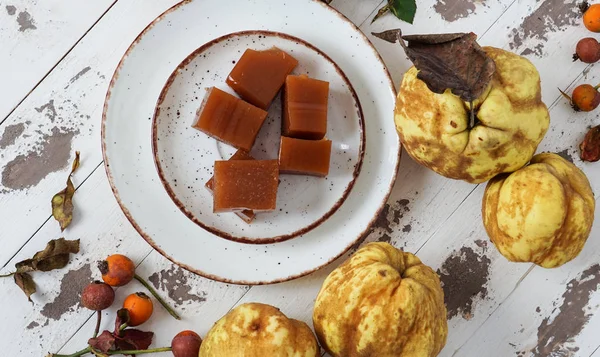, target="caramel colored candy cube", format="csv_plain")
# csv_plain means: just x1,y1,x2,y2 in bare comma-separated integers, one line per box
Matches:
206,150,256,223
192,87,267,151
283,75,329,140
213,160,279,212
279,137,332,177
227,47,298,110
